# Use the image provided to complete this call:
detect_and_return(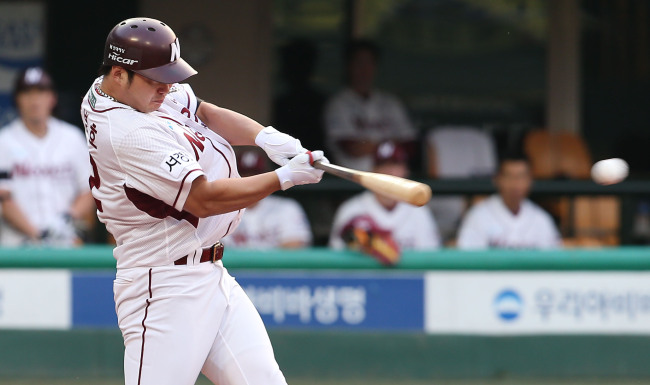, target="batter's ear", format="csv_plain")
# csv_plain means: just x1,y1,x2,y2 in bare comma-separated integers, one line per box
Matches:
109,66,129,85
